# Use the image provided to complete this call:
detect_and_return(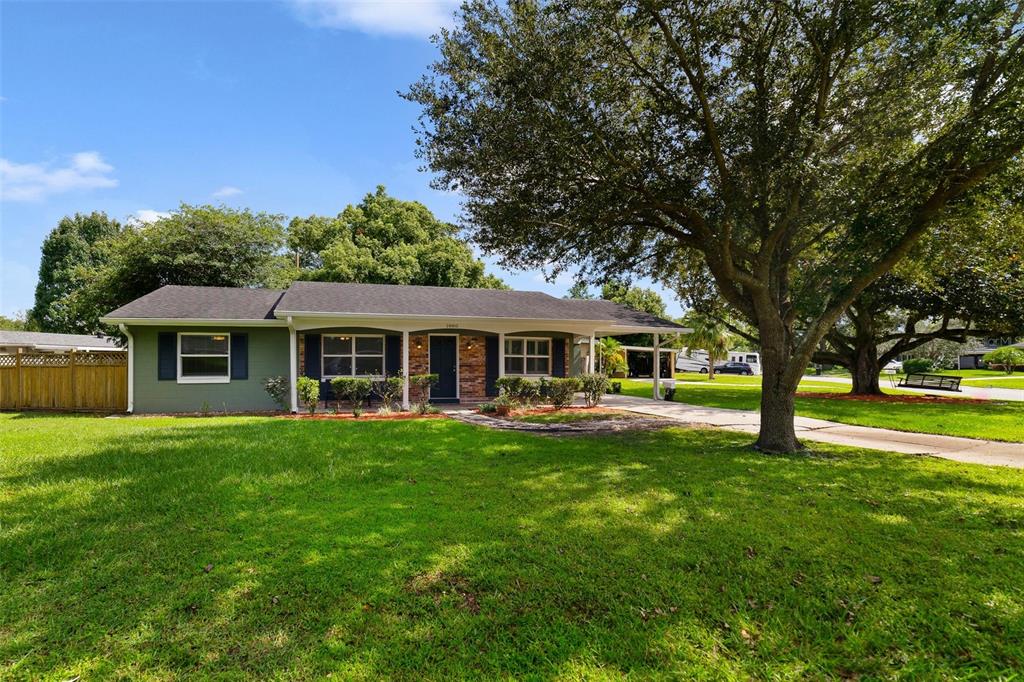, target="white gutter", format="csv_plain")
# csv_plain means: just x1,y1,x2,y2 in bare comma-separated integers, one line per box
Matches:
119,324,134,413
99,317,287,327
